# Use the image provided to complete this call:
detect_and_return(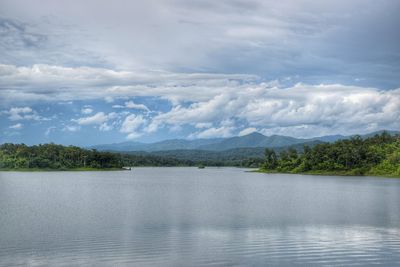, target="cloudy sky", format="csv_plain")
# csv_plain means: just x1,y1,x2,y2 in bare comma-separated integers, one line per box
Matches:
1,0,399,145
